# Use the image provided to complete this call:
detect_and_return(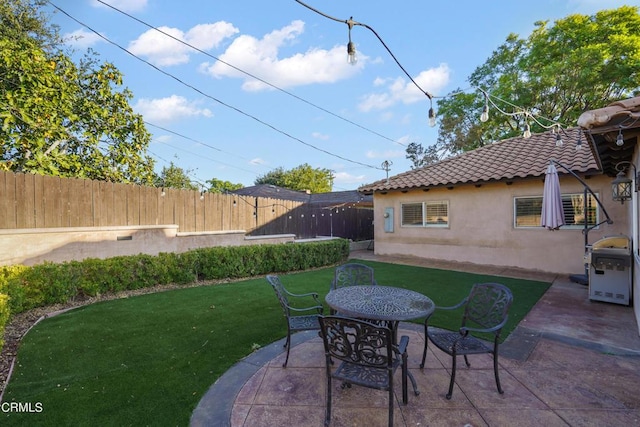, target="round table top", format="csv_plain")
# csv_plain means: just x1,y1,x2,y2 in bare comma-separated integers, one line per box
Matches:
325,285,435,321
